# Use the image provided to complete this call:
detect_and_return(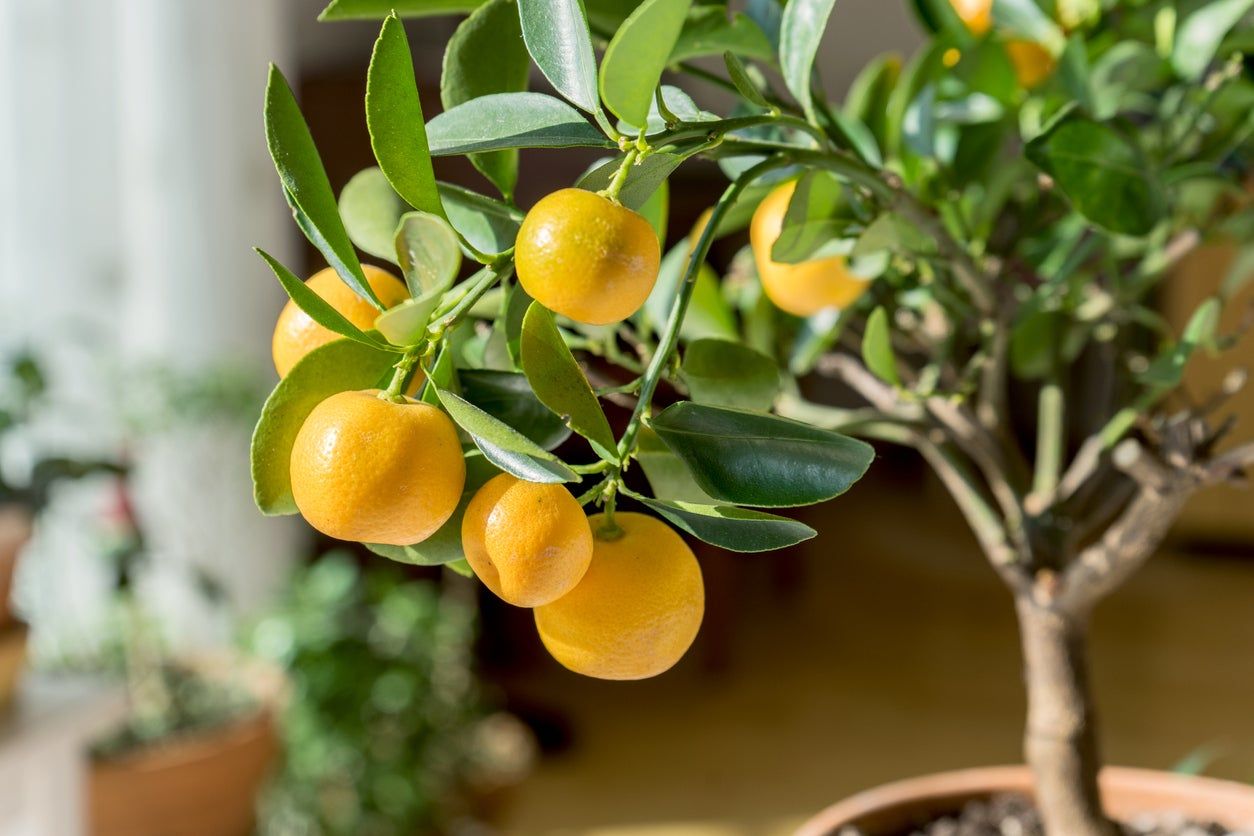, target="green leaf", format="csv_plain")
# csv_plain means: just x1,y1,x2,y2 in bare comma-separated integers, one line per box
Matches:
441,0,530,200
636,426,716,503
426,93,610,156
576,151,684,210
518,0,602,116
1173,0,1254,80
992,0,1065,53
437,388,579,483
672,8,774,63
599,0,693,127
366,452,500,565
519,303,619,462
680,339,781,412
251,339,397,515
634,495,816,553
861,307,900,386
458,369,572,450
772,171,854,263
319,0,484,21
845,53,902,145
374,293,443,347
339,167,407,263
650,402,875,507
1025,116,1166,237
366,15,445,219
641,246,737,343
439,182,522,255
265,66,380,308
724,52,771,109
255,249,398,353
779,0,839,122
638,180,669,242
394,211,462,297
